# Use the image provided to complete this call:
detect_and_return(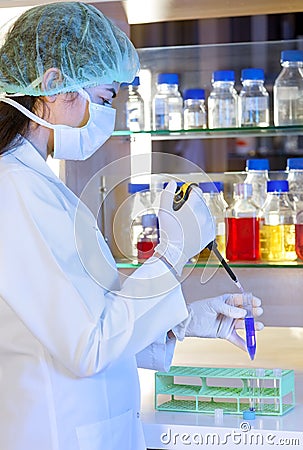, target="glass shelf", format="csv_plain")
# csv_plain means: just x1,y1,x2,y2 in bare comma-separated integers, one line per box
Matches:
137,38,303,87
113,124,303,141
113,38,303,141
117,260,303,269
